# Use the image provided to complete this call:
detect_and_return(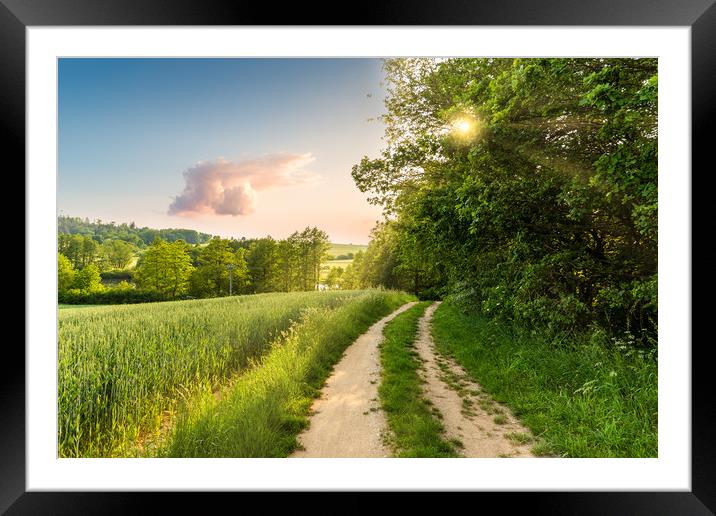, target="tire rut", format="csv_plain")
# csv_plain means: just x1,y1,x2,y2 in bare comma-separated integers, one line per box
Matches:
415,302,535,458
291,302,417,458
